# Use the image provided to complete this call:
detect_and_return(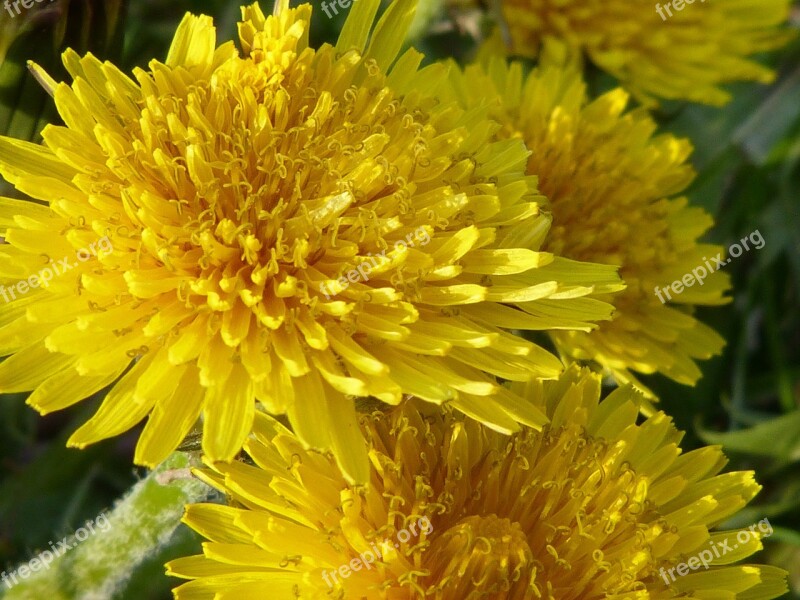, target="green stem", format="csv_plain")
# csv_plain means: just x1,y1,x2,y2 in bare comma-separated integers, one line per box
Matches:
1,452,210,600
